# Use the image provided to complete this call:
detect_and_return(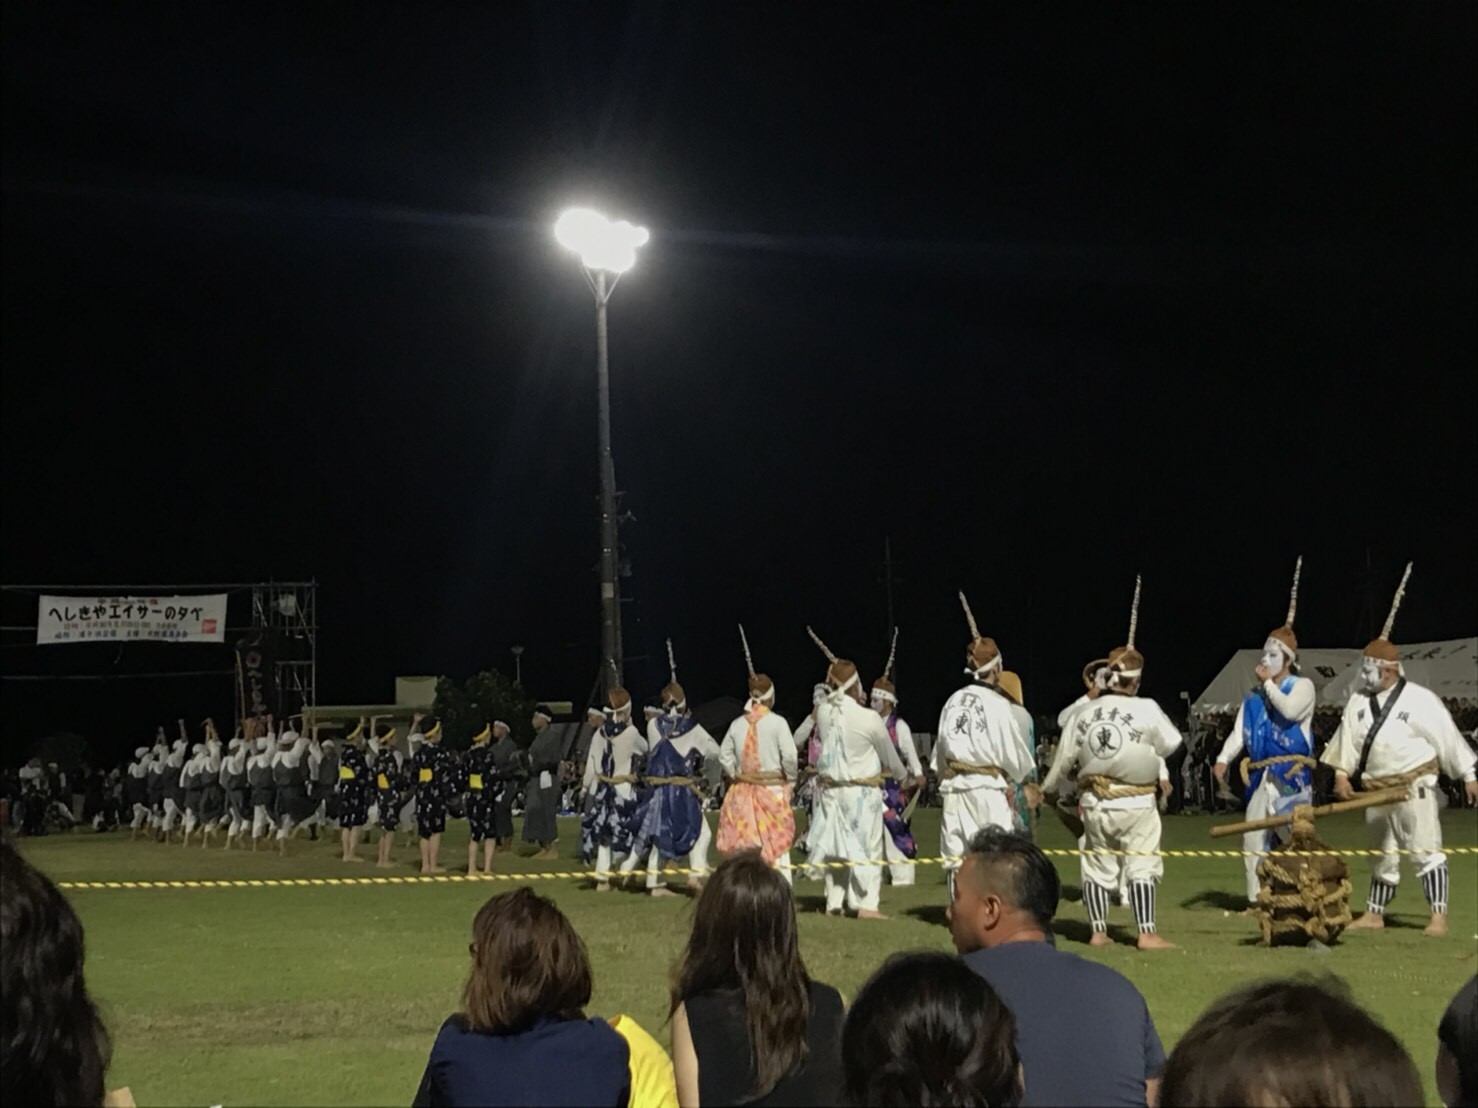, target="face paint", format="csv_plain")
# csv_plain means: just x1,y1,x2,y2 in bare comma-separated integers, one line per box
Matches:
1358,659,1385,693
1261,650,1285,674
